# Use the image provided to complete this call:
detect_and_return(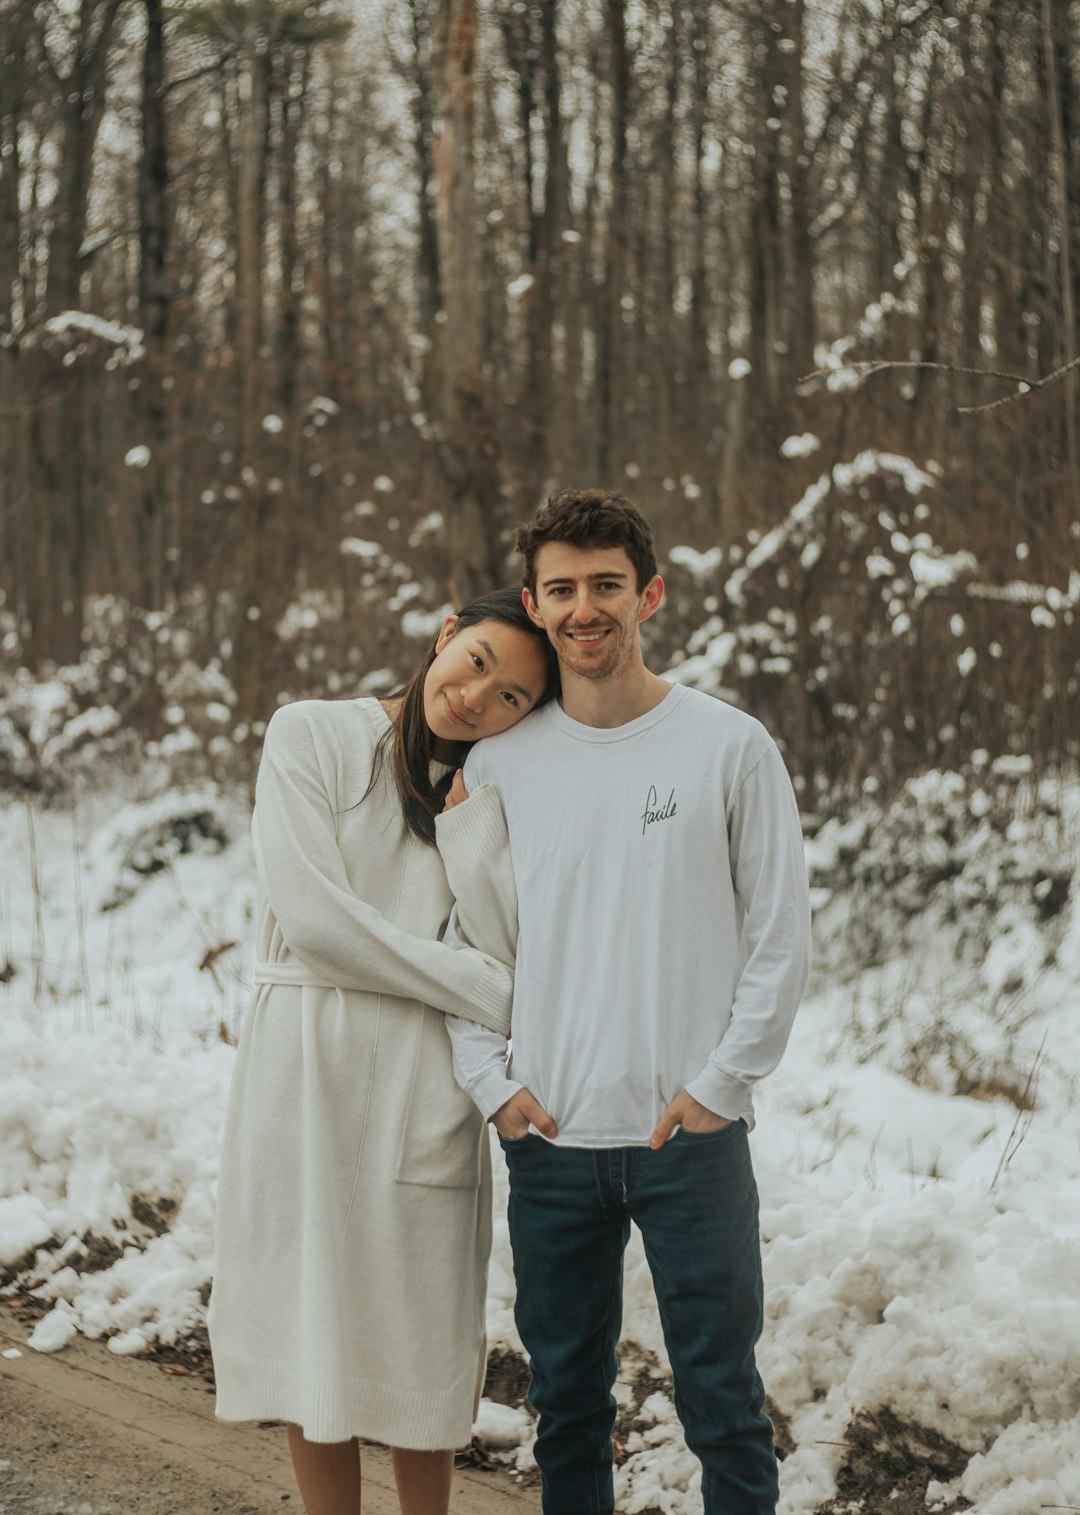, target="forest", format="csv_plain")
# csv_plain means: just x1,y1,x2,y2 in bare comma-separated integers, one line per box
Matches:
1,0,1079,801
